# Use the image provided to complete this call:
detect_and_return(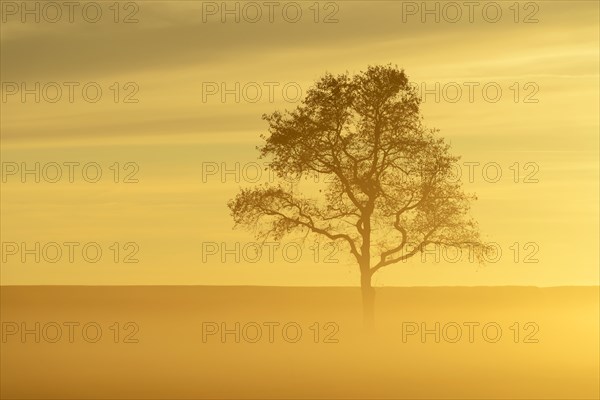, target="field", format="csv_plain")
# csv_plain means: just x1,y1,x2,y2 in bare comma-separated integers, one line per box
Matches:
1,286,598,399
